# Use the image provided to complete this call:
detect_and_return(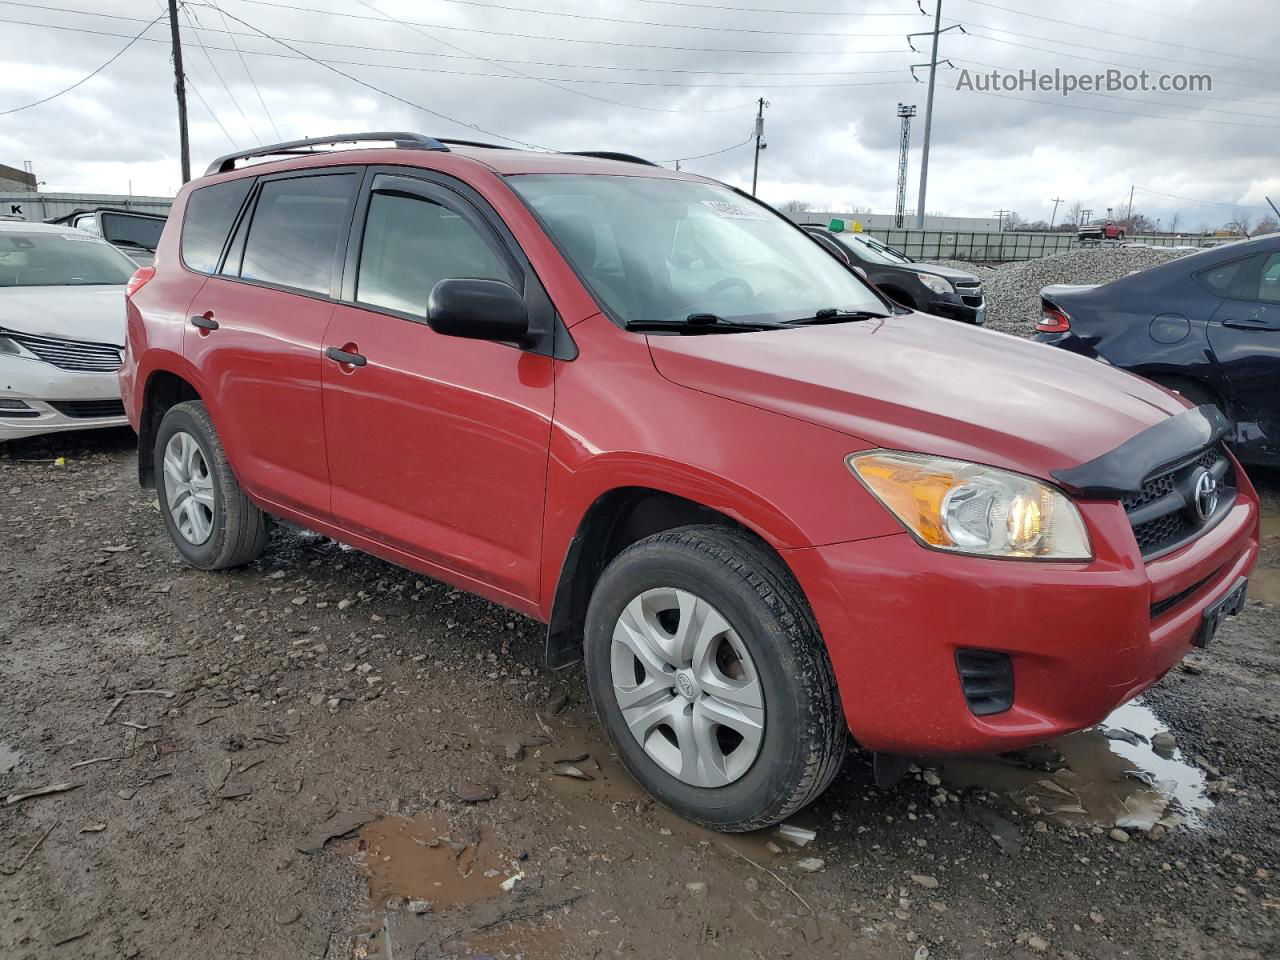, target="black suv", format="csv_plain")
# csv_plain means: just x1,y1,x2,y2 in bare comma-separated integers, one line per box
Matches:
804,224,985,325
